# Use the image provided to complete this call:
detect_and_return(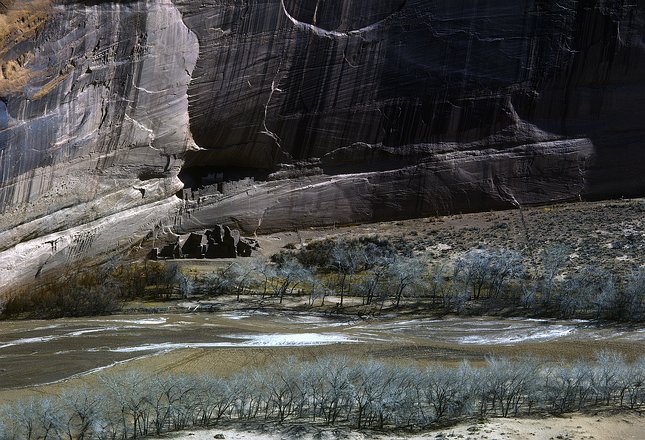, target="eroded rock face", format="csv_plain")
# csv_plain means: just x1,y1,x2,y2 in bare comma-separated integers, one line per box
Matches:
0,0,198,290
1,1,644,289
176,0,645,233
